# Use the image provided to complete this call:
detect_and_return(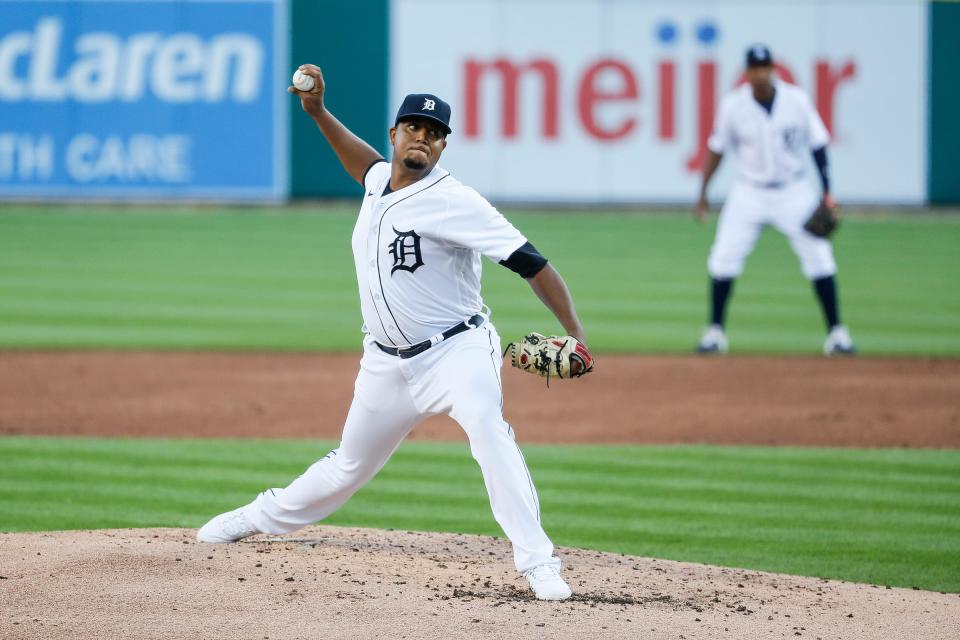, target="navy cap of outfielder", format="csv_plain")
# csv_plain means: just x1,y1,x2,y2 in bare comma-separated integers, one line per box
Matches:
746,44,773,67
395,93,452,135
